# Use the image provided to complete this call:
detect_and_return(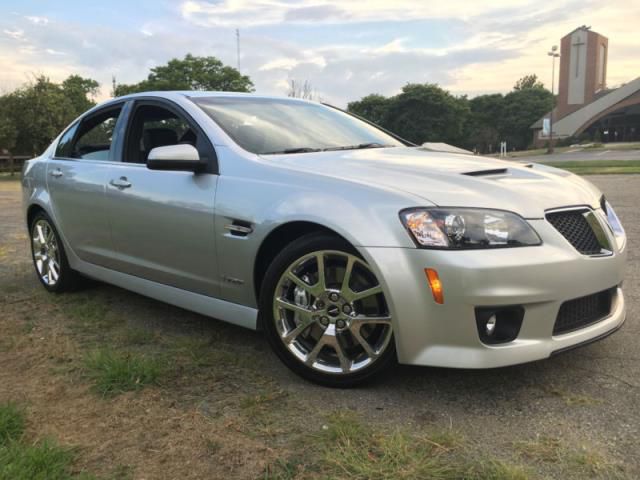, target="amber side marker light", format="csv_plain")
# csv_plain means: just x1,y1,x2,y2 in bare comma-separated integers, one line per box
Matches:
425,268,444,304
